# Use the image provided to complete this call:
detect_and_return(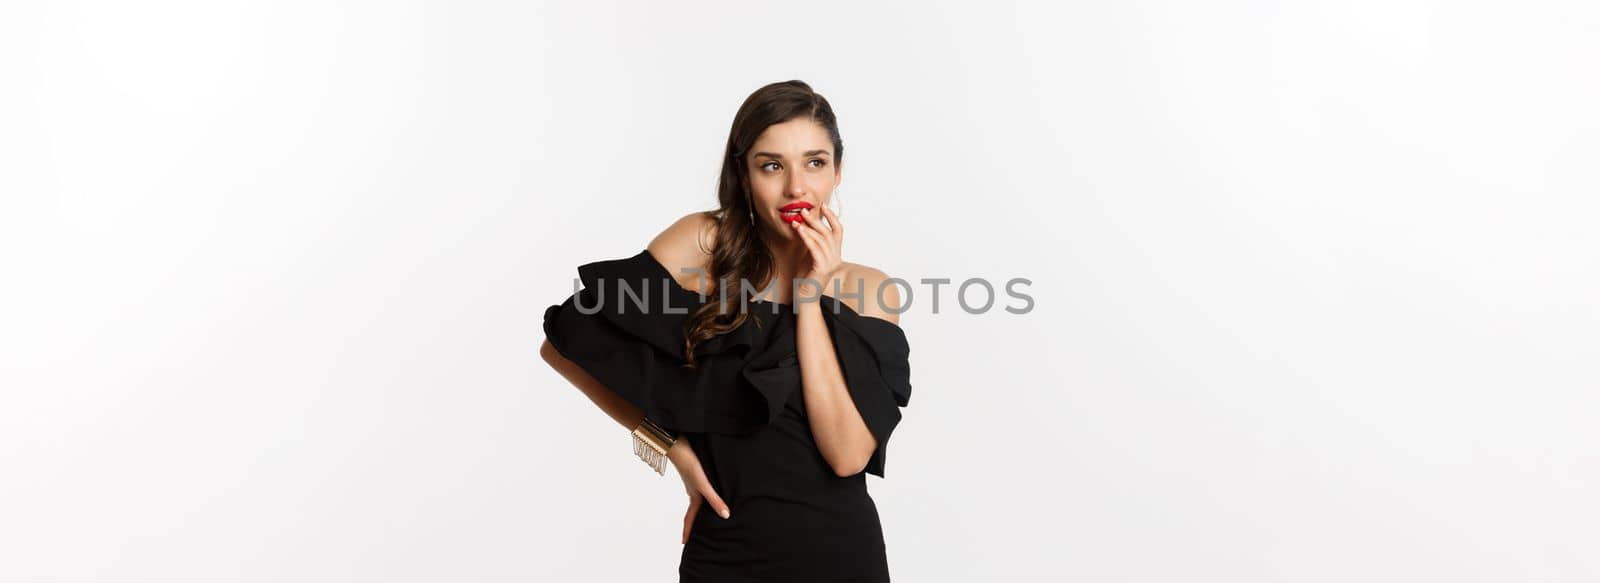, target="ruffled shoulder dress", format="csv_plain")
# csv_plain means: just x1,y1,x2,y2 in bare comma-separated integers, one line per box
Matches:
542,249,913,583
